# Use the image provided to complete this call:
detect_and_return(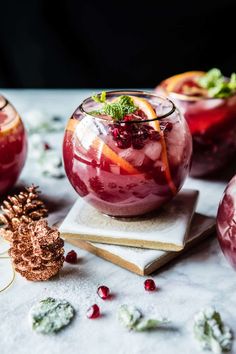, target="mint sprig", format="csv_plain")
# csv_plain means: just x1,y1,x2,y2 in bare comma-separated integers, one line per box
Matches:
91,92,137,121
193,307,233,353
118,304,169,332
197,68,236,98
